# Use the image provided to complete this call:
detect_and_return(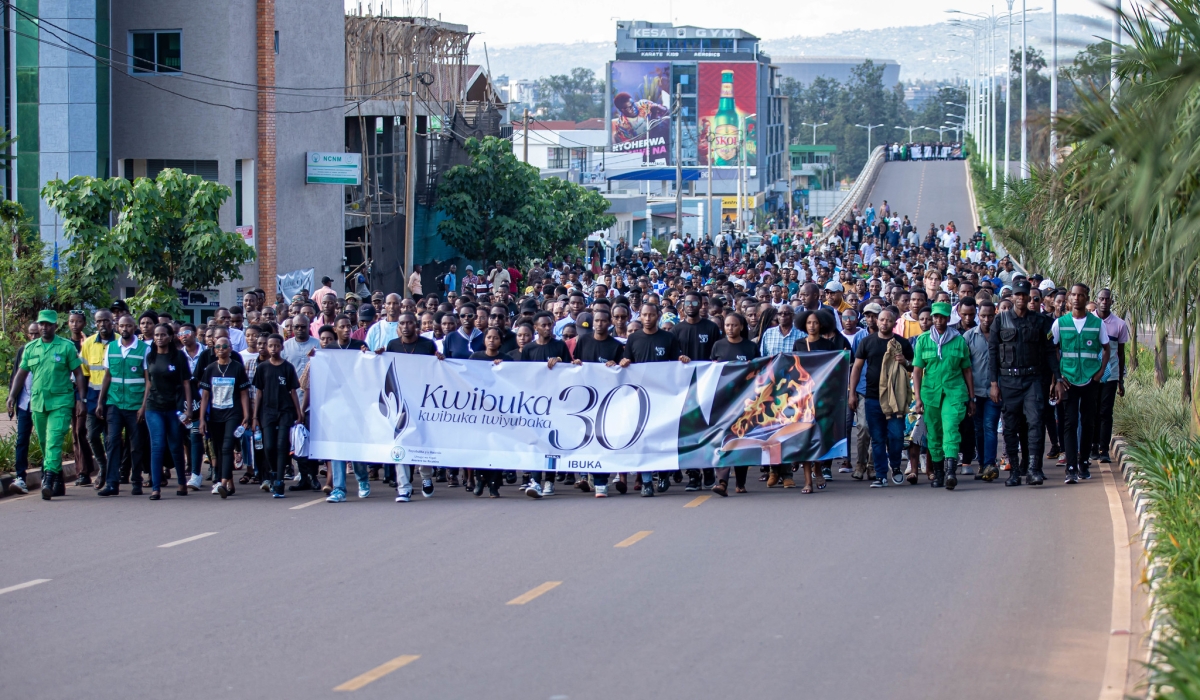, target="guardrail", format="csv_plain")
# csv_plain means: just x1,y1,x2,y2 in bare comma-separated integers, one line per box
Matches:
821,145,885,240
